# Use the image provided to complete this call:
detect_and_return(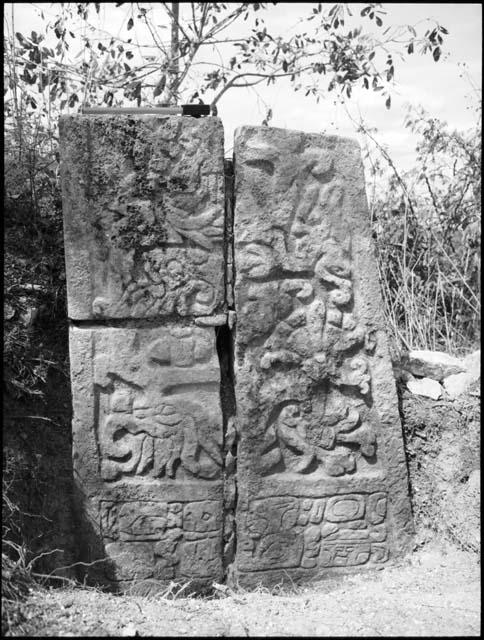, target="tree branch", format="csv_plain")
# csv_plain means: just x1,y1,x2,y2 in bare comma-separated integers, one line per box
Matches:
161,2,191,43
210,67,314,107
